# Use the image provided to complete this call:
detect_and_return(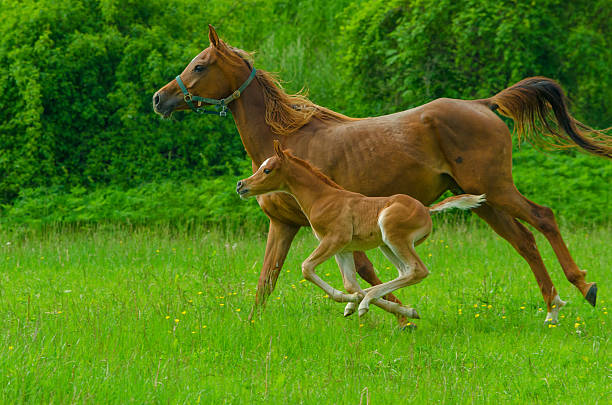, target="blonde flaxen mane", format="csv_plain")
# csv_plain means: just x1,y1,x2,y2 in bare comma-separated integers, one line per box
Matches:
222,44,358,136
